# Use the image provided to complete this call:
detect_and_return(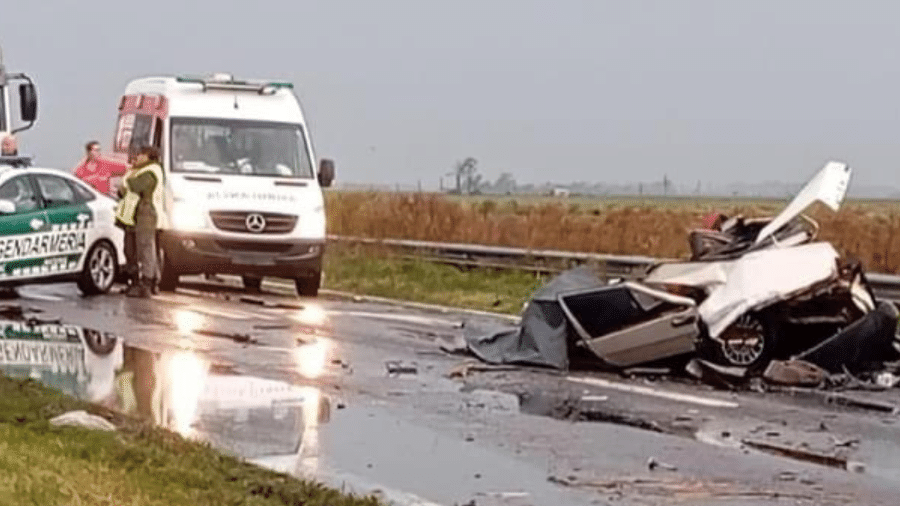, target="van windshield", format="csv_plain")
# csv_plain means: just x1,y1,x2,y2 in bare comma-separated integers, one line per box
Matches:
170,118,314,178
